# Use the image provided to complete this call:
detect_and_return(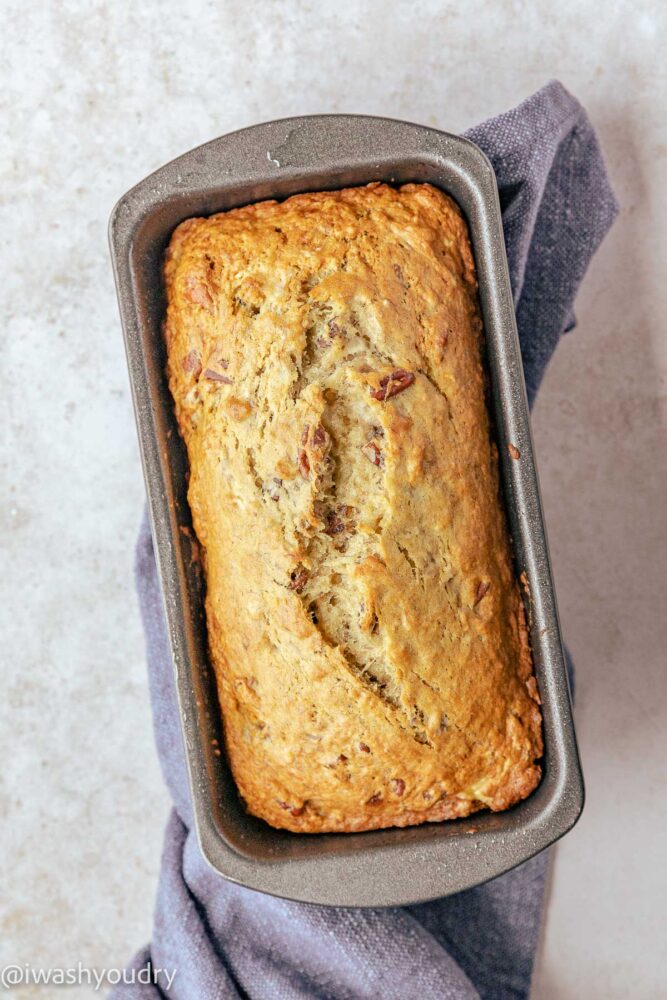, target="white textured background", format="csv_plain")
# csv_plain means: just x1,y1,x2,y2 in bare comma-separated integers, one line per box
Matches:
1,2,665,998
